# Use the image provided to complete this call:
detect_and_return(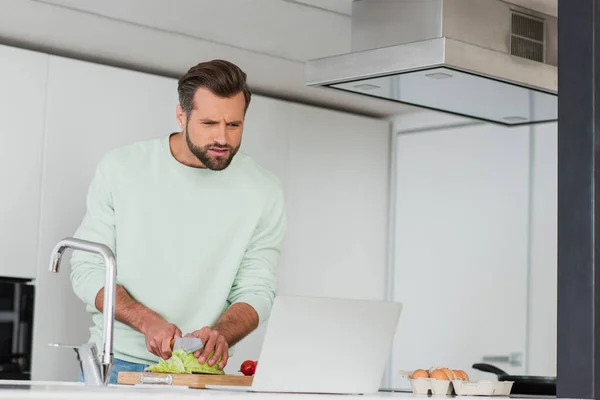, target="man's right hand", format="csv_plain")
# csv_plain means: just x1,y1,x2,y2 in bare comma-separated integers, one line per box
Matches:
142,318,182,360
94,285,183,360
